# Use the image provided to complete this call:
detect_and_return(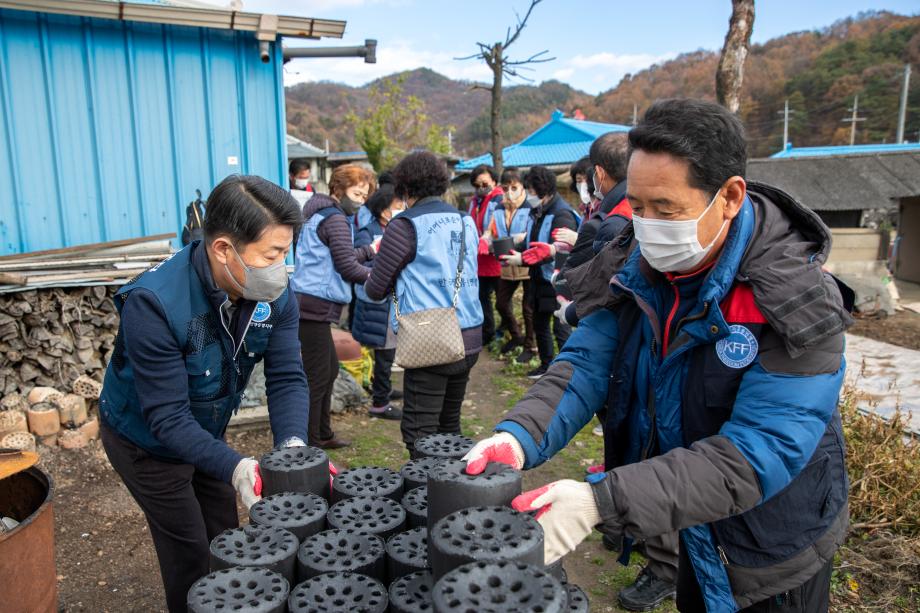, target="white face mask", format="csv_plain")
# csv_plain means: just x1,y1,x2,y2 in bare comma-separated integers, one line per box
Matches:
592,171,605,201
632,190,728,273
293,178,309,190
525,194,542,208
577,182,591,205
